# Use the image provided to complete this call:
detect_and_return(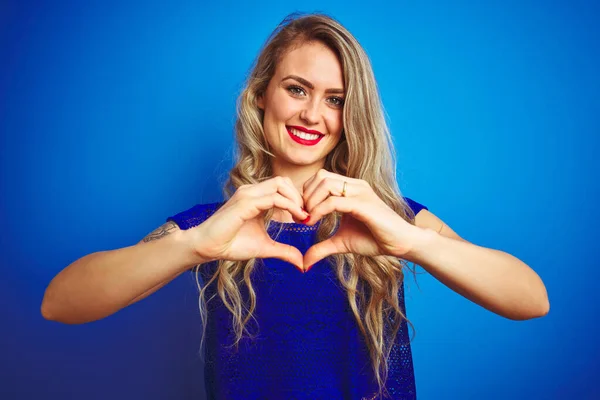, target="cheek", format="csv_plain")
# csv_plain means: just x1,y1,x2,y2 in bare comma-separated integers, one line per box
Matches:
326,112,344,137
267,92,299,122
